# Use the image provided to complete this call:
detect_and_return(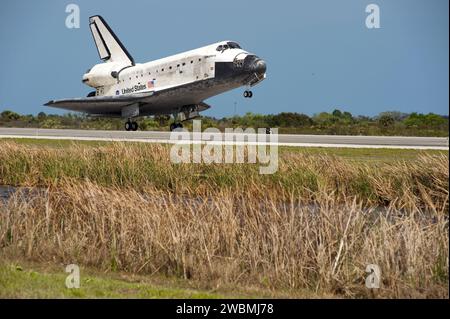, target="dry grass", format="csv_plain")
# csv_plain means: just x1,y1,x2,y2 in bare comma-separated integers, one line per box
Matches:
0,141,448,298
0,181,448,298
